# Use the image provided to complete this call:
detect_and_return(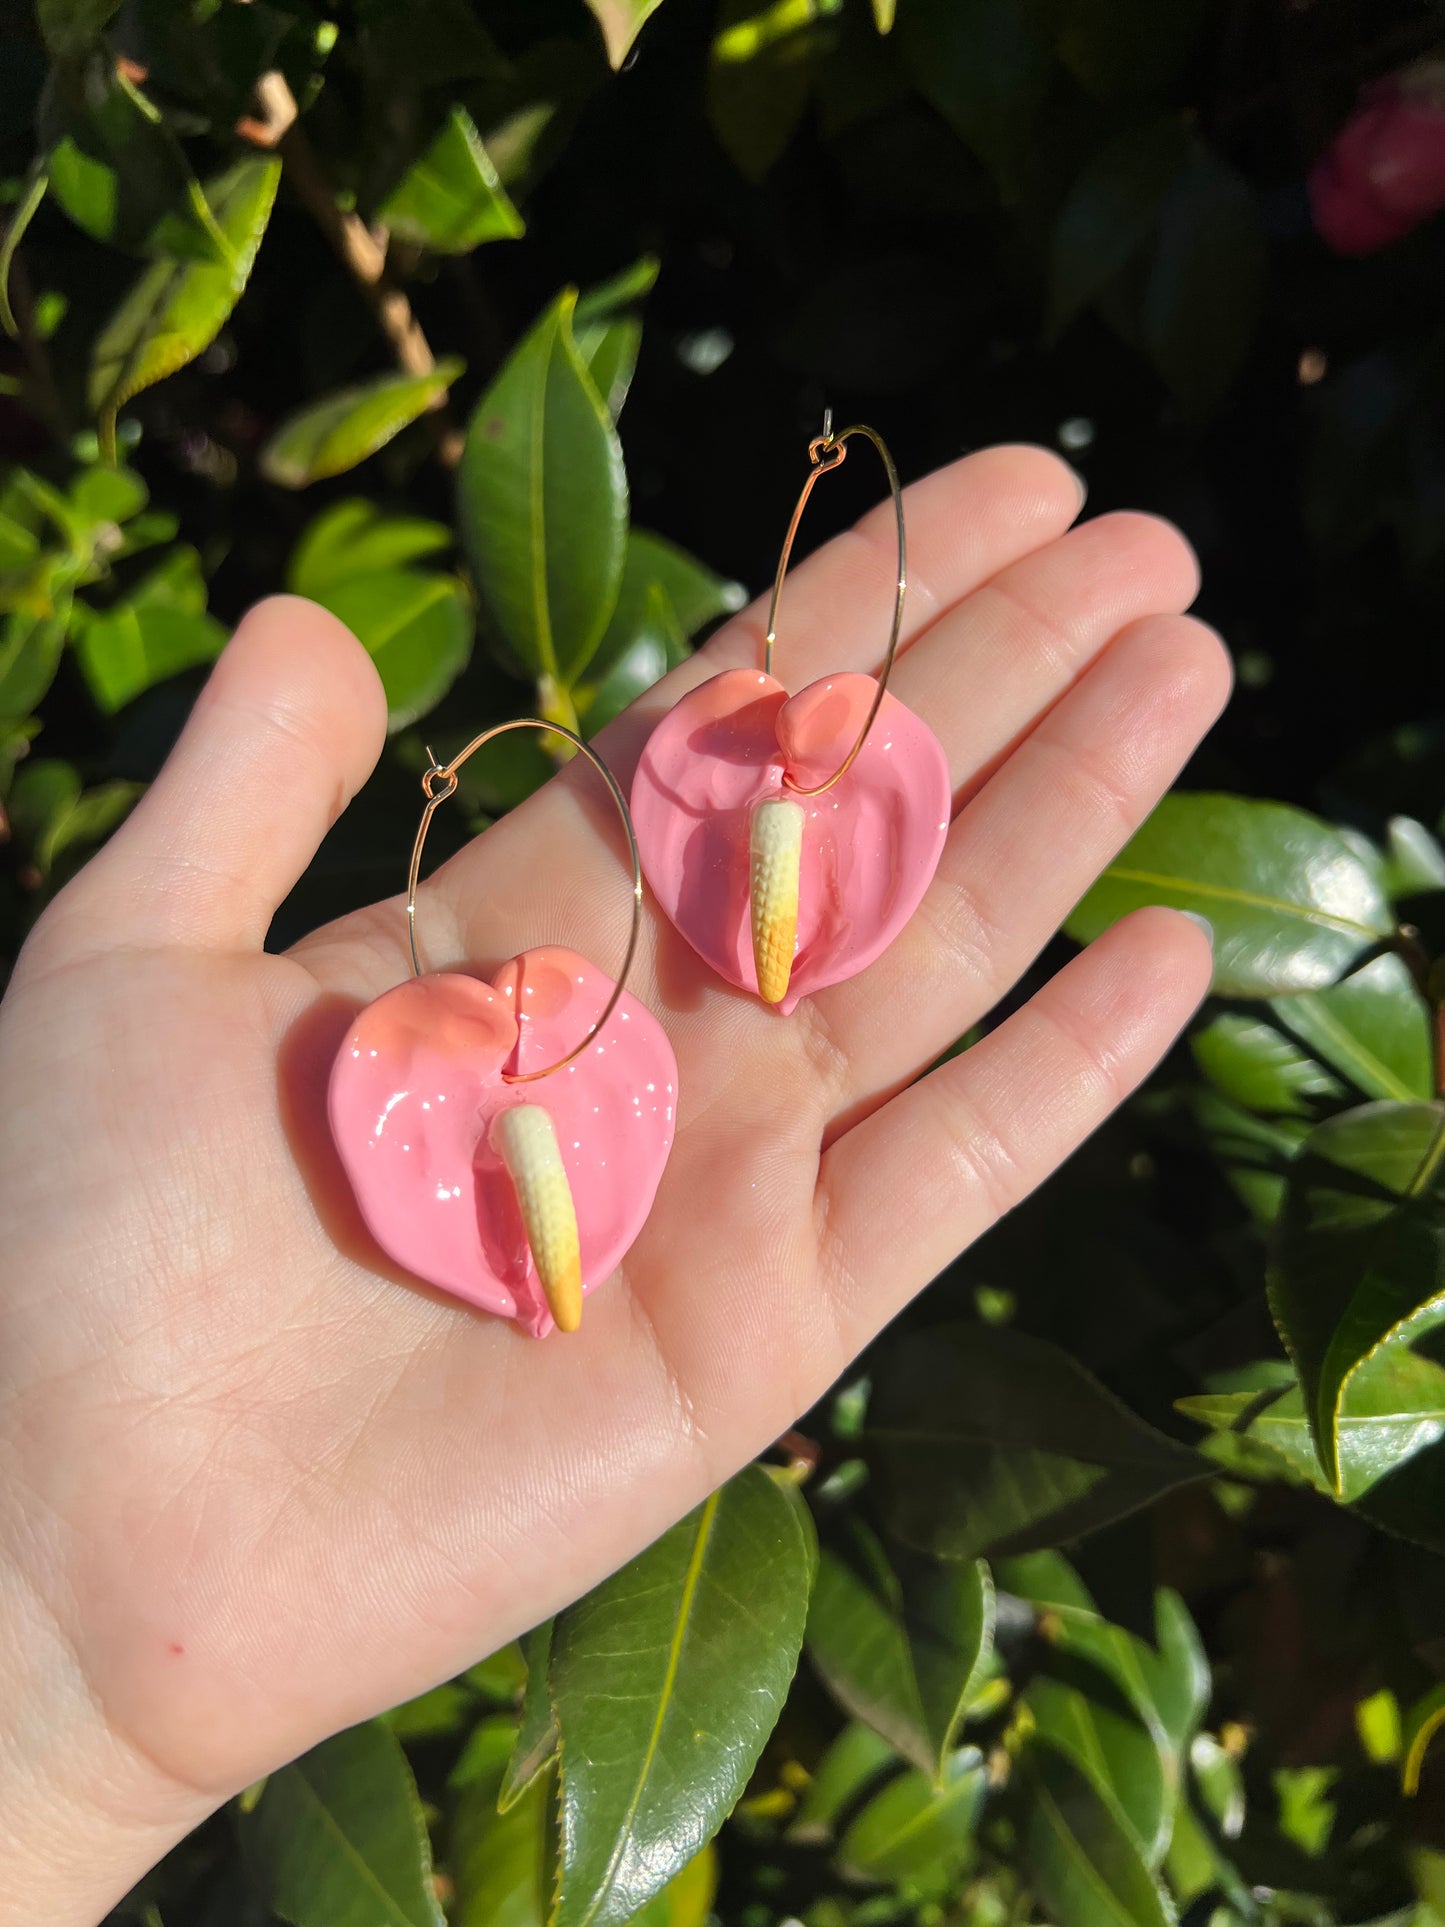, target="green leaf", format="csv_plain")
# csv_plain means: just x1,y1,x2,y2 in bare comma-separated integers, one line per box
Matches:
88,156,280,425
1193,955,1431,1121
310,570,473,734
1272,954,1433,1102
0,607,69,719
259,360,465,489
574,258,663,327
623,1847,718,1927
42,60,231,264
585,0,668,68
237,1720,445,1927
870,0,897,27
575,319,642,424
450,1730,551,1927
1016,1745,1176,1927
1190,1087,1307,1227
287,501,453,599
865,1322,1204,1562
1142,149,1266,417
575,527,743,730
707,0,832,182
0,169,51,341
1026,1669,1168,1868
1048,118,1192,338
1066,795,1395,997
1002,1554,1205,1866
575,580,687,734
1192,1011,1344,1119
600,528,745,651
789,1722,898,1843
1268,1101,1445,1490
1001,1553,1206,1759
499,1620,558,1814
36,0,121,58
1384,815,1445,897
568,255,659,422
1403,1683,1445,1795
73,545,226,712
806,1524,993,1779
378,107,524,253
1179,1347,1445,1502
838,1748,985,1890
549,1466,816,1927
457,290,627,692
